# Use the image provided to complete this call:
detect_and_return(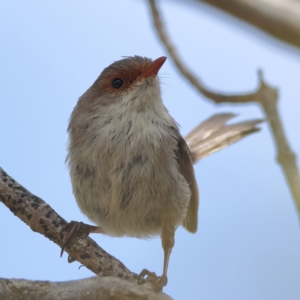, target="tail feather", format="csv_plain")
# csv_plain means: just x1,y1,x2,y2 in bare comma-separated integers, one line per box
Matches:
185,113,263,163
